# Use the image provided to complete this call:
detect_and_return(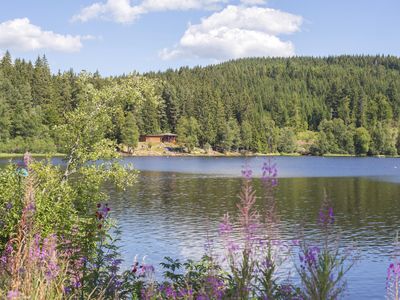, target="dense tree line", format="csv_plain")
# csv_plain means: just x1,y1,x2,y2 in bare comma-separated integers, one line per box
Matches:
1,51,400,155
149,55,400,155
0,51,161,153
